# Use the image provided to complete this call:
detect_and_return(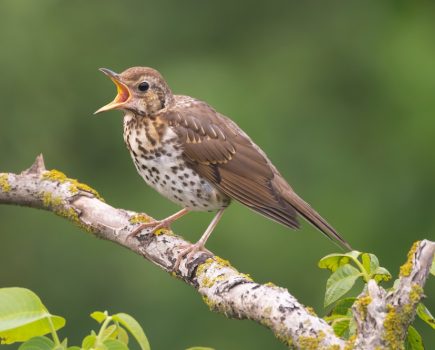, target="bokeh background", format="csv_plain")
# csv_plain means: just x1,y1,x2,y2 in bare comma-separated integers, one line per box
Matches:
1,0,434,348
